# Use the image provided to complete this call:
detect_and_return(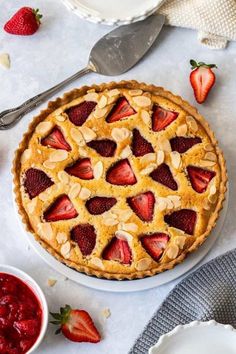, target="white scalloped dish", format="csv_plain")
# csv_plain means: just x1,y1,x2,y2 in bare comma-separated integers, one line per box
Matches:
149,320,236,354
